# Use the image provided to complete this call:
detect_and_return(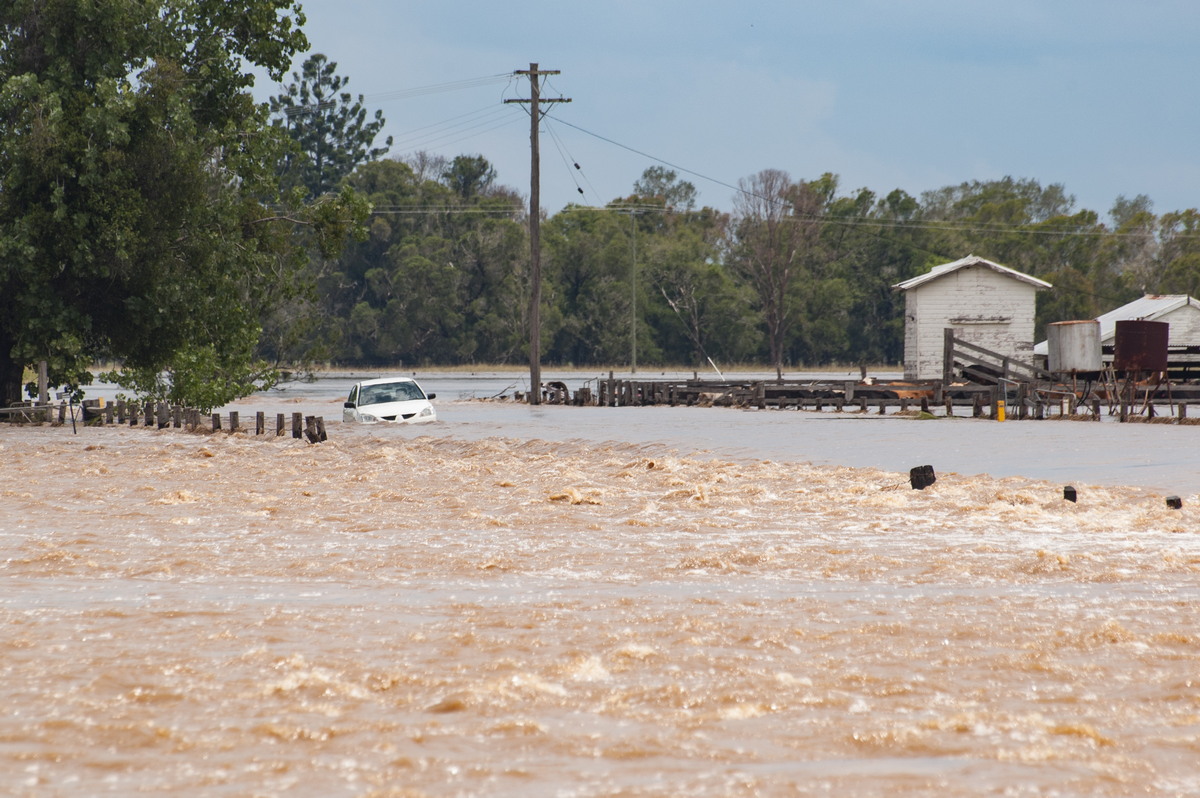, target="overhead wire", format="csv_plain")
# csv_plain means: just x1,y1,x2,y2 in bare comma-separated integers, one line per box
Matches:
286,73,1200,242
365,73,512,103
390,105,520,152
547,117,1200,241
545,121,603,206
